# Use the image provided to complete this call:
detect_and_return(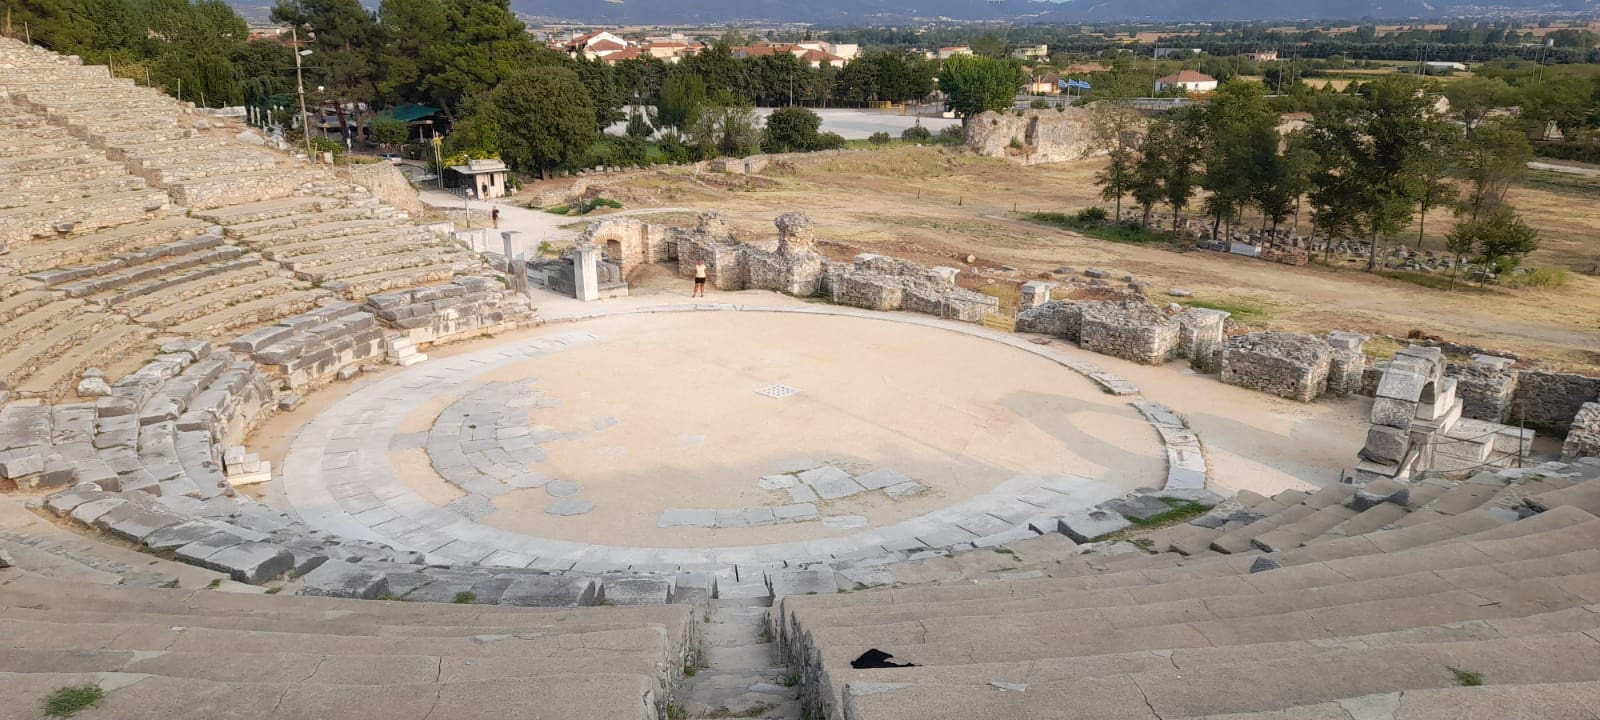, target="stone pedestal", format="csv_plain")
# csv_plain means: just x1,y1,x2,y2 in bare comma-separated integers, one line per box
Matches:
1019,281,1057,311
573,244,600,302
